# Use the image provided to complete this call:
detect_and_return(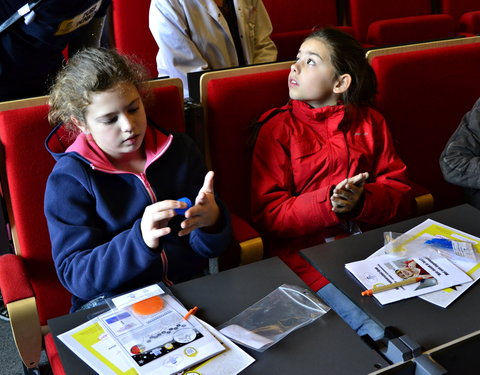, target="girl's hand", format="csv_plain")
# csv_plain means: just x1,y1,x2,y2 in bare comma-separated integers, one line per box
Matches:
331,172,369,214
179,171,220,237
141,200,187,249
